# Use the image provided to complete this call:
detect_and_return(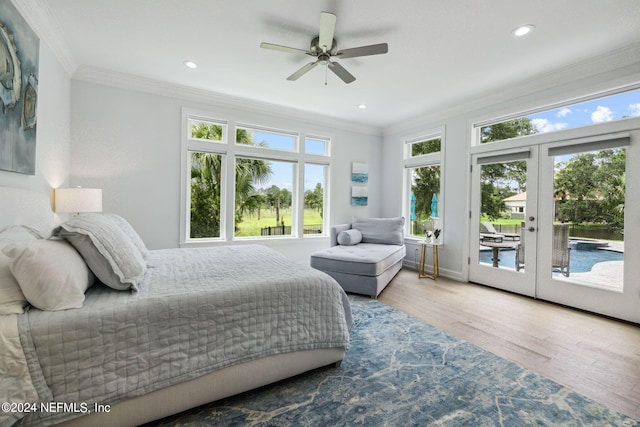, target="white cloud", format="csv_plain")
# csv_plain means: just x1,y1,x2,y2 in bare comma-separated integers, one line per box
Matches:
591,106,614,123
629,103,640,117
557,108,572,118
531,118,568,133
